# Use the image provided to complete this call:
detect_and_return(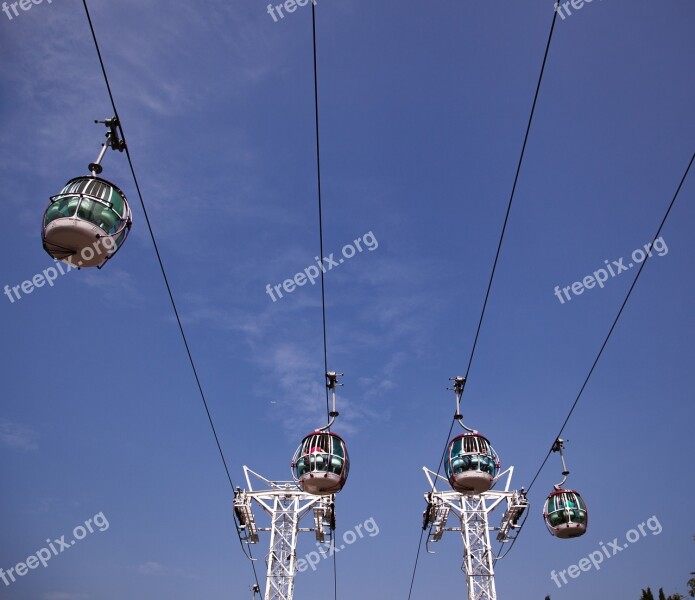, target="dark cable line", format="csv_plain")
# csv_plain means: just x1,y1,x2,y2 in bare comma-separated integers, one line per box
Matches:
80,0,261,591
406,5,560,597
464,7,559,380
406,418,456,600
525,151,695,494
333,529,338,600
406,528,427,600
311,3,331,424
496,151,694,564
310,6,337,598
493,510,529,563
